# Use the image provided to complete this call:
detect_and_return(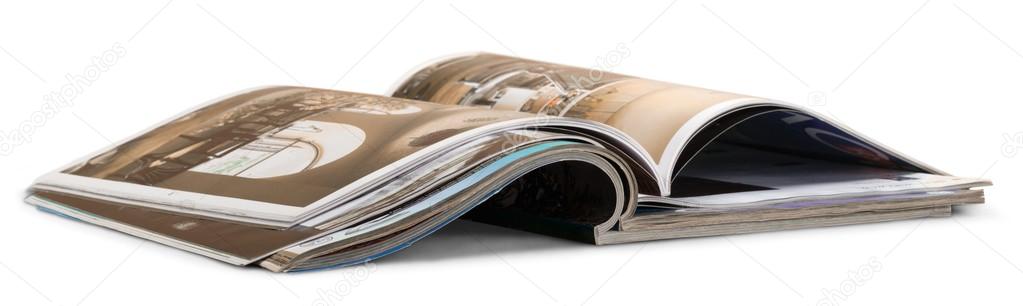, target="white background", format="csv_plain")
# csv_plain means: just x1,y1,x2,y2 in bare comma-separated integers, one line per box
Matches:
1,0,1020,305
